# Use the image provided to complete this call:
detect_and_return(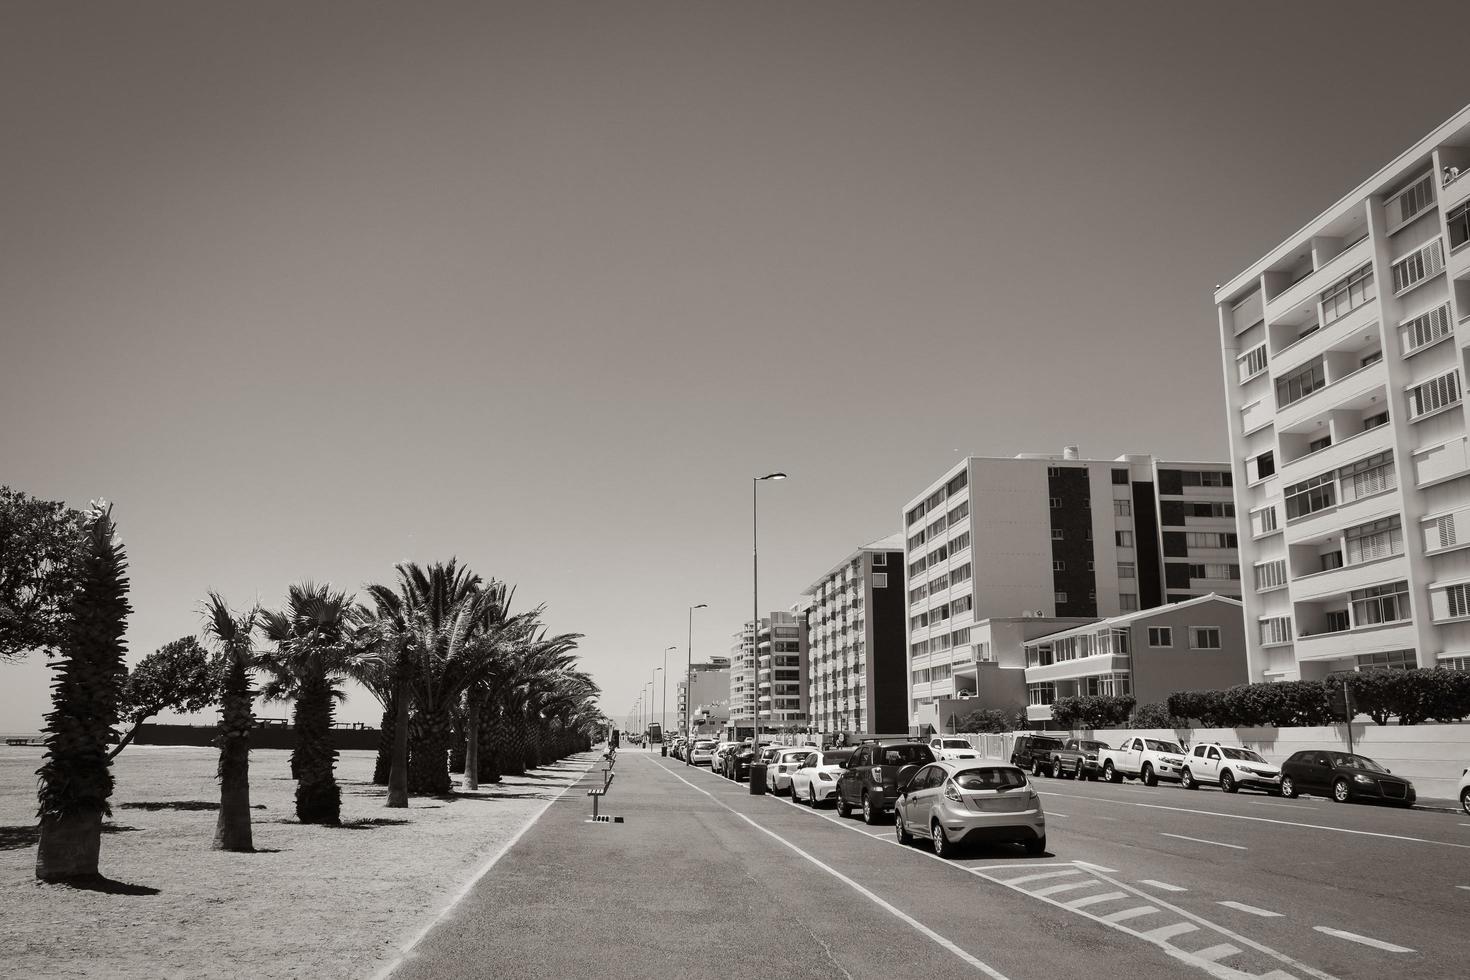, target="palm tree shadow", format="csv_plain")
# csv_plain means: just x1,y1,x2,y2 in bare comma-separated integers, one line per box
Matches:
119,800,218,812
0,824,141,851
52,875,160,896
